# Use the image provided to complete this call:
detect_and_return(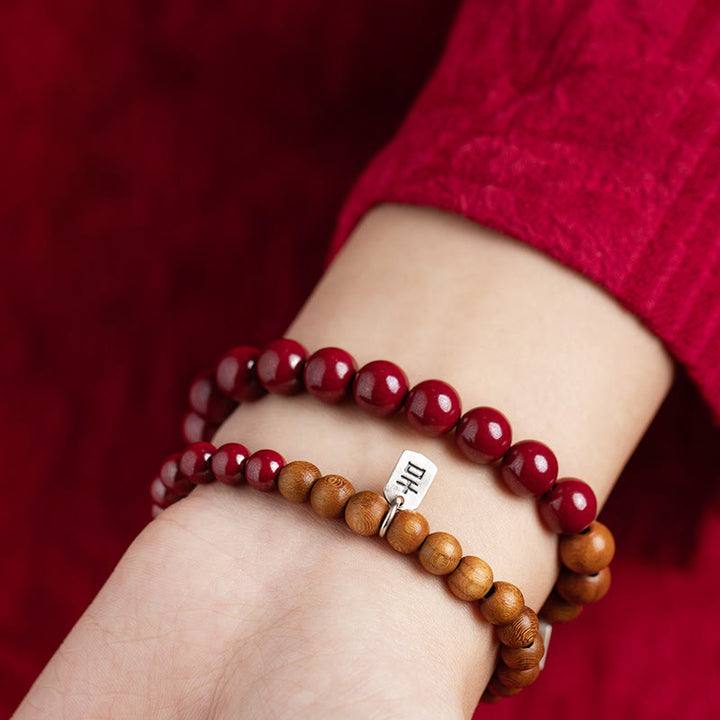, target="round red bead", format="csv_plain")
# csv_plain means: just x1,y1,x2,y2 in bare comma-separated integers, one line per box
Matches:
539,478,598,534
215,346,265,402
181,411,219,445
257,338,307,395
353,360,409,417
245,449,285,492
159,452,194,495
179,442,216,484
405,379,462,436
150,476,183,508
211,443,250,485
151,504,164,519
456,406,512,463
500,440,558,497
188,370,238,423
303,347,357,403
